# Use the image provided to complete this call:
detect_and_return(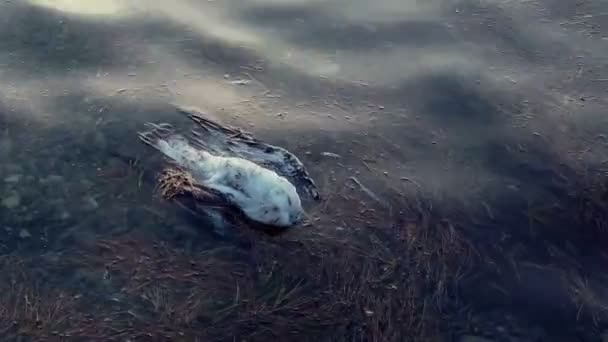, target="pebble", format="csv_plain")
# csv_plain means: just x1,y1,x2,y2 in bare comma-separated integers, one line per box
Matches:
2,193,21,209
4,174,22,183
18,229,31,239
